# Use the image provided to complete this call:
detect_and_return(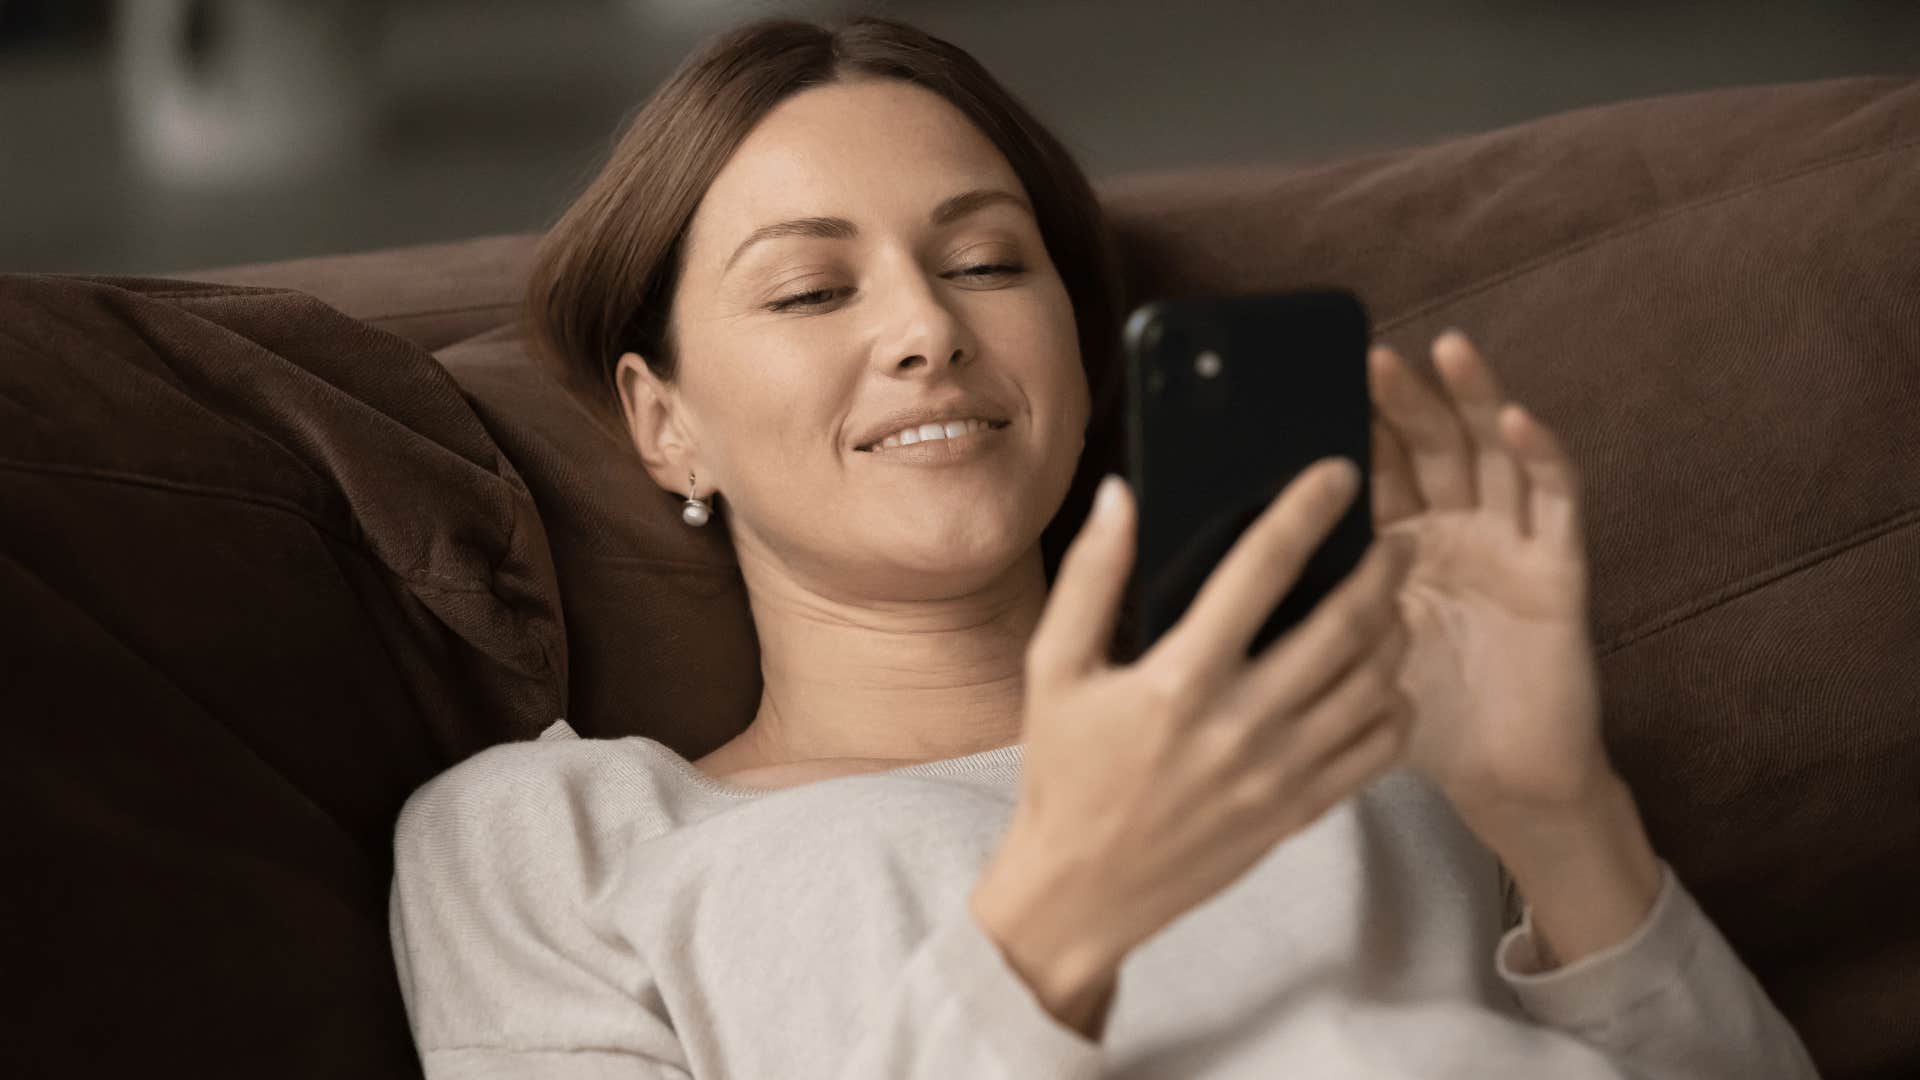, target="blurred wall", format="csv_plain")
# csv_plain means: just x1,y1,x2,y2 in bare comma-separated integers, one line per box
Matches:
1,0,1915,276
